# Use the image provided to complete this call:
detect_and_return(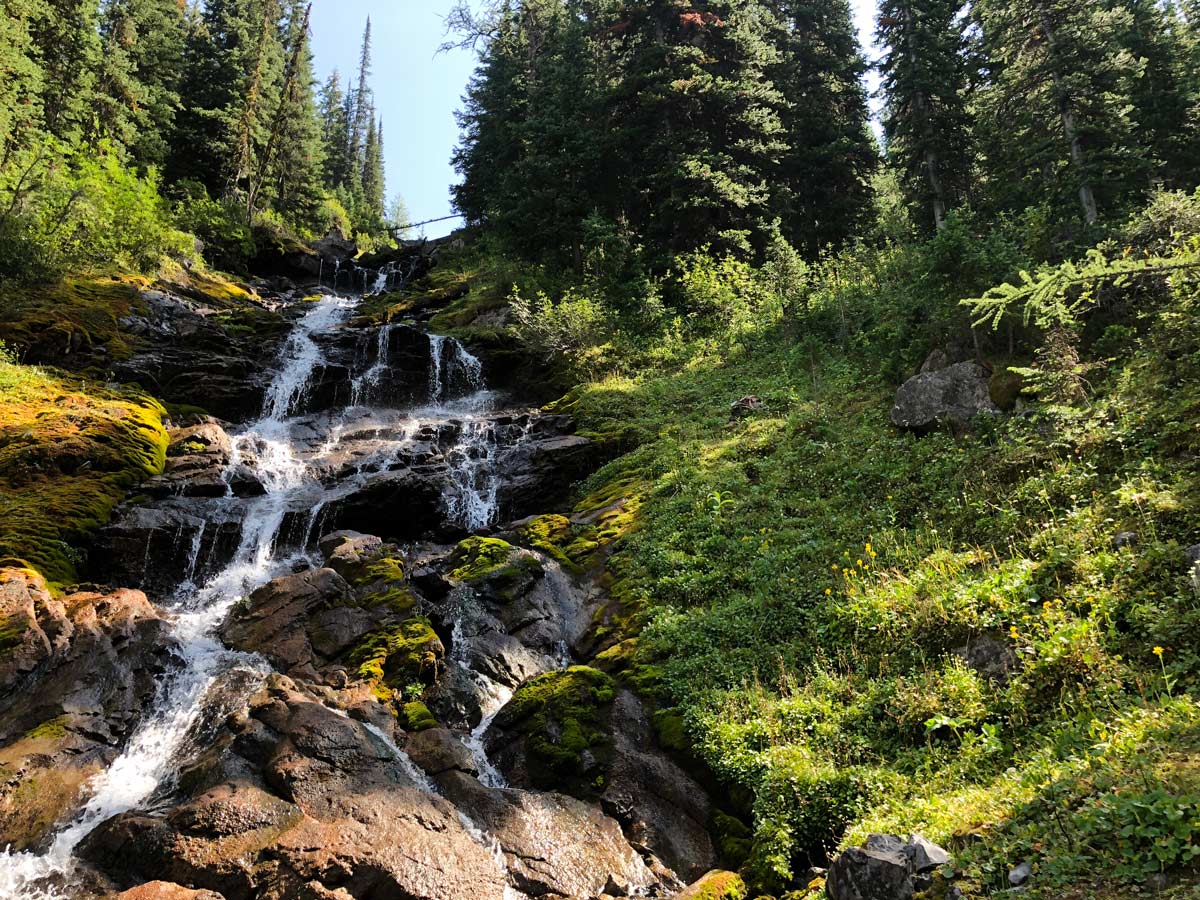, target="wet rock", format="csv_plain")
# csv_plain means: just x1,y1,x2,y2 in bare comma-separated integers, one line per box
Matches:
97,504,243,596
405,727,477,776
601,690,716,882
317,530,383,563
221,568,390,678
438,771,664,900
109,883,226,900
891,362,1000,432
142,422,250,500
82,684,512,900
0,568,170,850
